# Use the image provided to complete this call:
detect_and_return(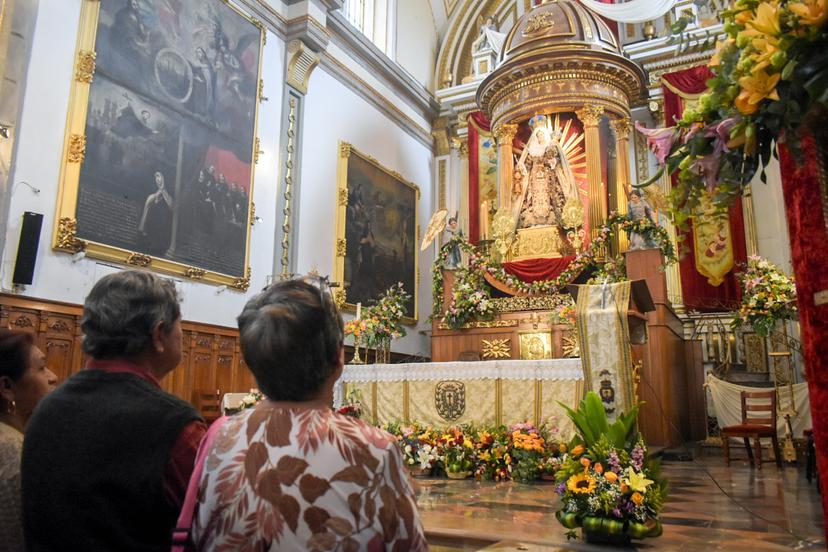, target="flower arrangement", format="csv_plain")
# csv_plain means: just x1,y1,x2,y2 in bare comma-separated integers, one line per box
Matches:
441,268,497,329
336,388,364,419
473,429,513,482
224,389,263,415
433,215,676,328
363,282,410,344
549,302,577,327
508,422,549,482
442,427,476,478
733,255,797,336
637,0,828,225
554,393,667,543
